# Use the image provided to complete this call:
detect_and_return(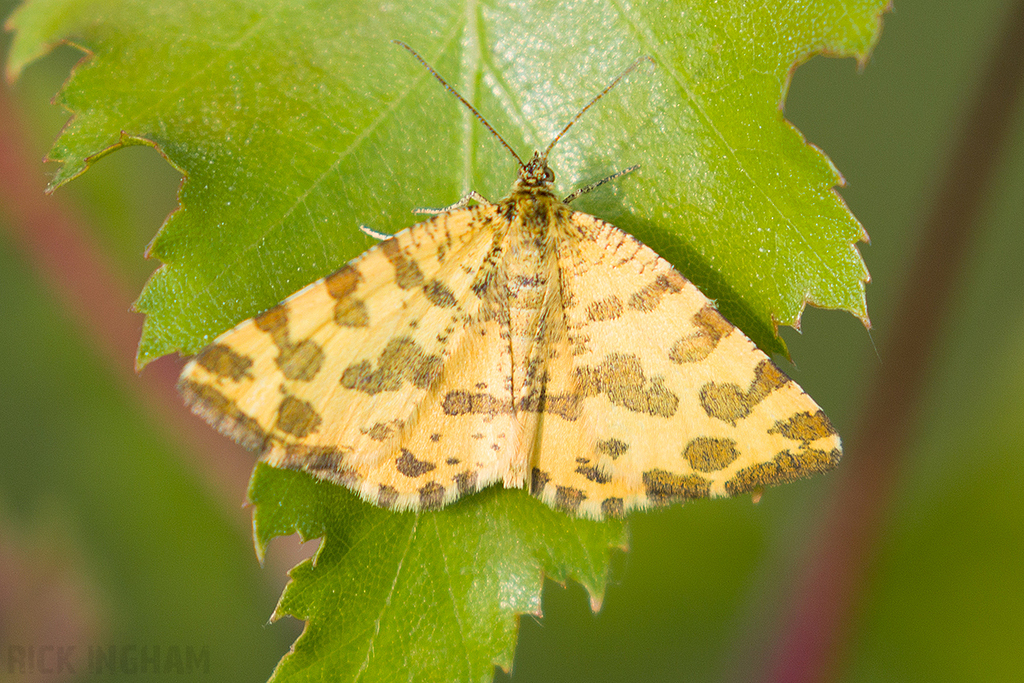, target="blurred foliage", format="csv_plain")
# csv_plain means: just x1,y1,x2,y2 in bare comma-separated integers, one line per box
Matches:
1,4,294,682
0,197,290,677
2,0,1023,682
0,235,290,679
